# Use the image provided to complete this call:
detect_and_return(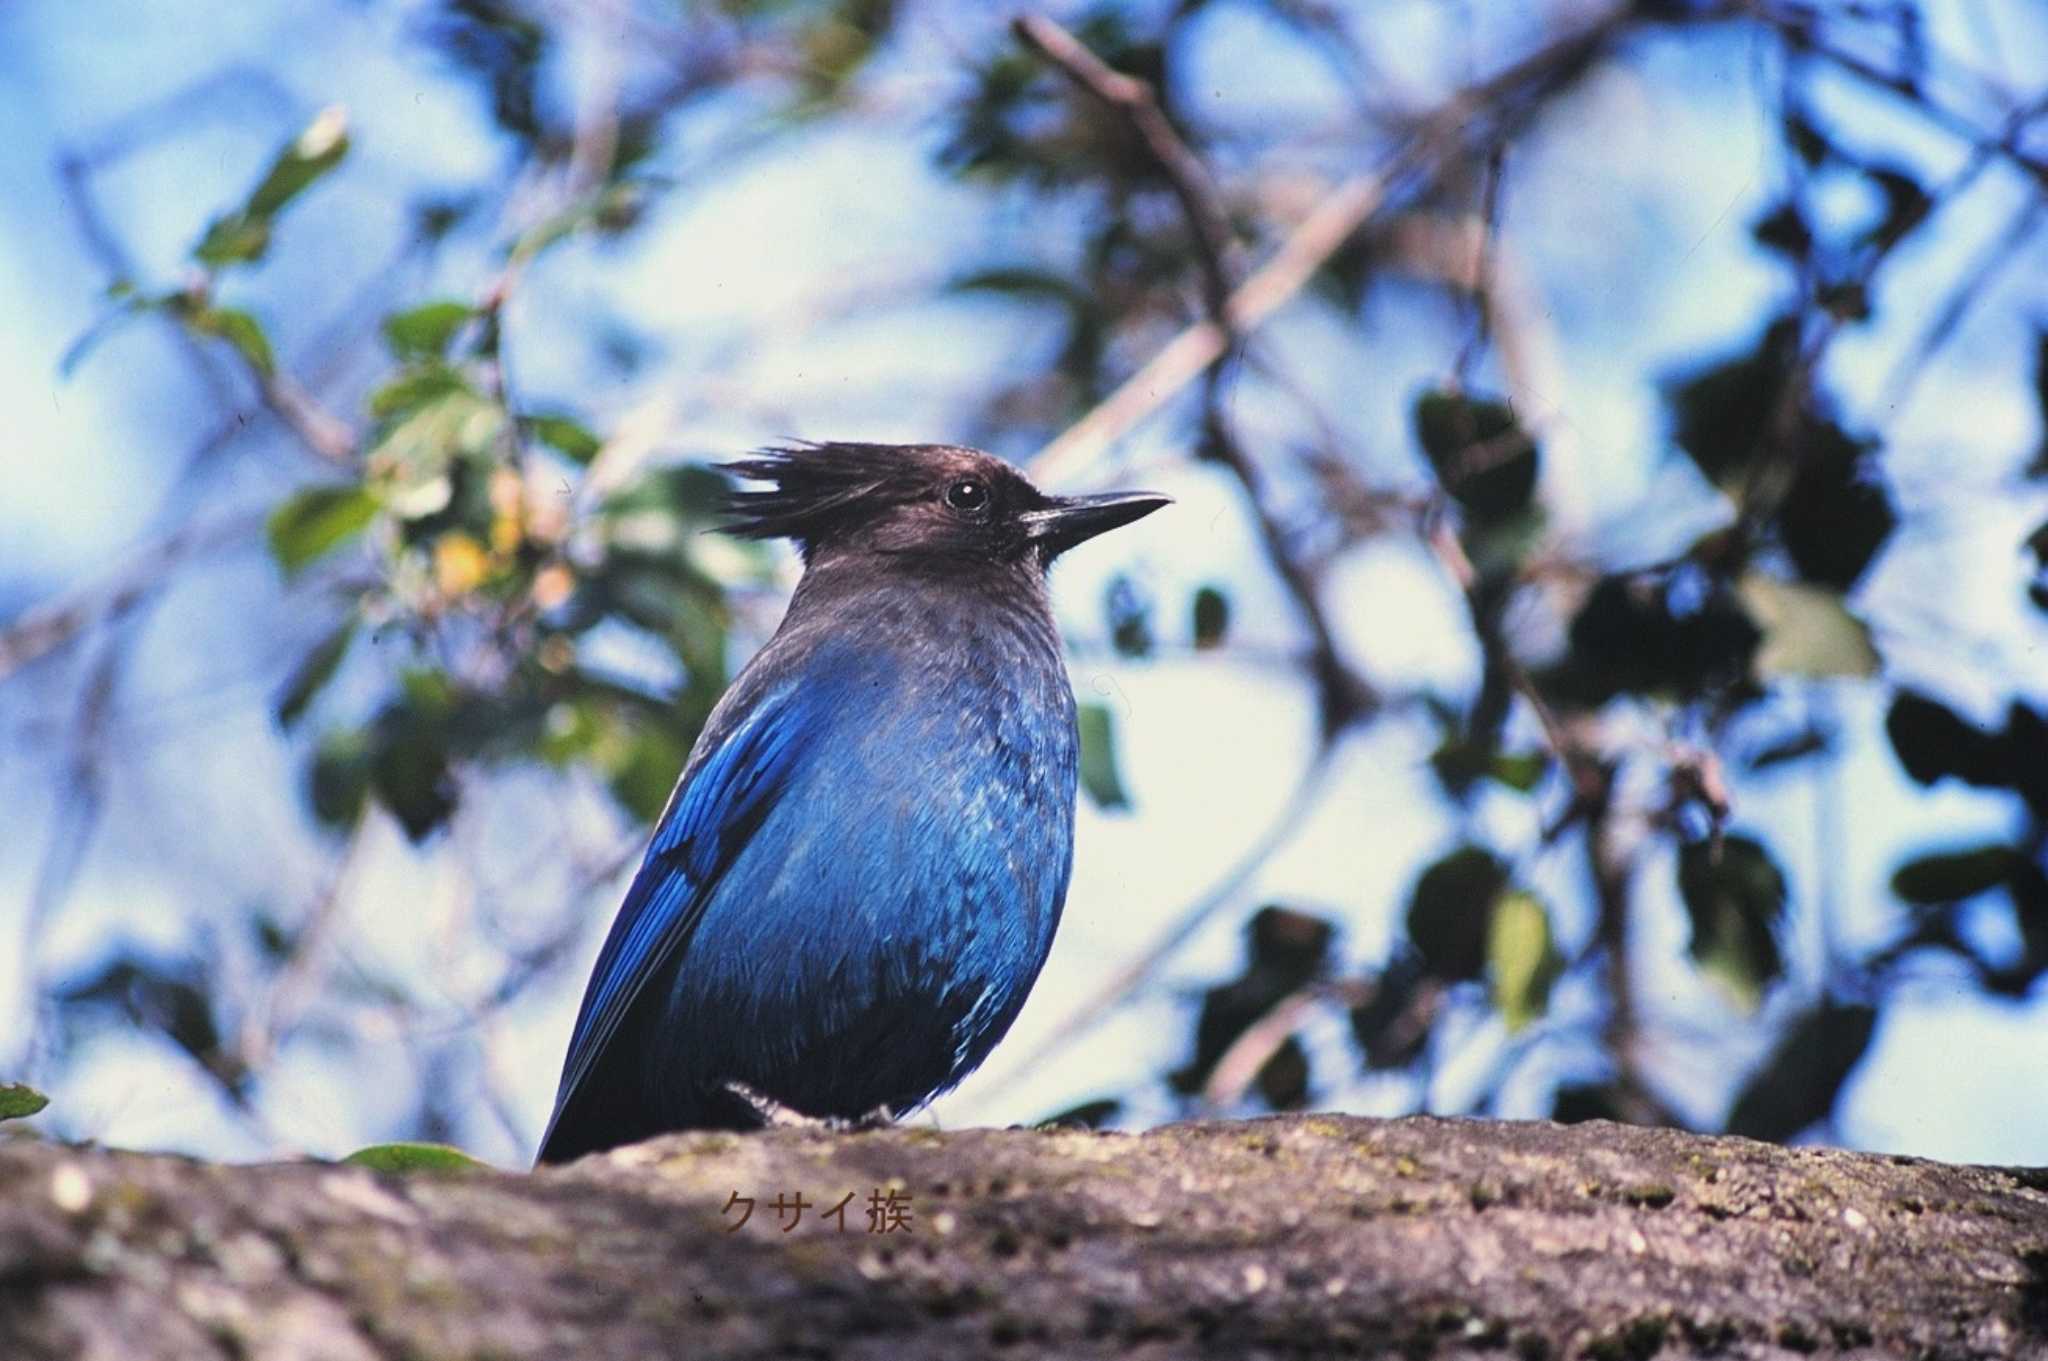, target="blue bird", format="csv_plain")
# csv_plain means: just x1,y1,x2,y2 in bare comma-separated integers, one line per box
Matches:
536,442,1167,1163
